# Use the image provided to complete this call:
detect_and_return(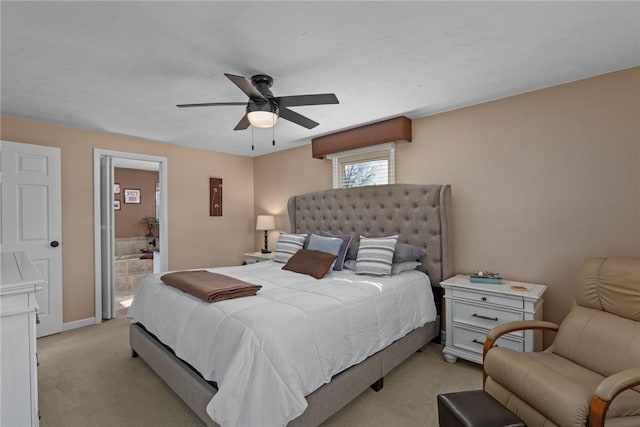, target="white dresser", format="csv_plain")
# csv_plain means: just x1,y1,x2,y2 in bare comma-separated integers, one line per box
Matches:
441,274,547,364
1,251,45,427
243,251,275,264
